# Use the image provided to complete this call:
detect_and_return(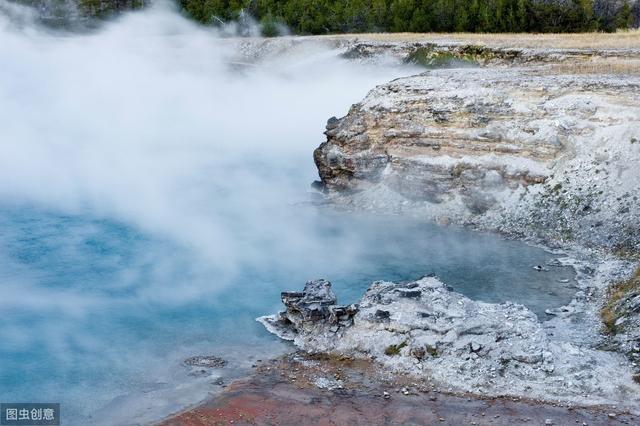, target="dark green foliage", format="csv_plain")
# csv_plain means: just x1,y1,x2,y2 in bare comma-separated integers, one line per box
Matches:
178,0,636,34
79,0,145,18
425,344,438,357
260,12,286,36
384,341,407,356
21,0,635,32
